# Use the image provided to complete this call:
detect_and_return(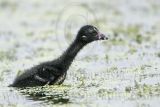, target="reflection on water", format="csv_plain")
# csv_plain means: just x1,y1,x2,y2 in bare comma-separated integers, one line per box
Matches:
19,86,70,104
